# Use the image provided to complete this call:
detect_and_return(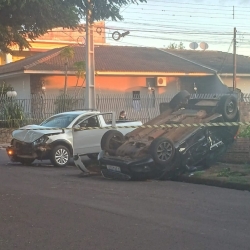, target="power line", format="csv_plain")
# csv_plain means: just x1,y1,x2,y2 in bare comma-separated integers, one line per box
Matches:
123,11,235,19
106,18,250,32
145,0,250,10
104,25,248,36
